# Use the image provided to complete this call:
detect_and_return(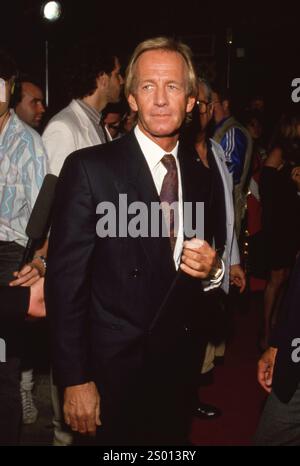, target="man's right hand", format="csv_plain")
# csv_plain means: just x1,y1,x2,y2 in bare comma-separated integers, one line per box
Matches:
64,381,101,435
257,347,278,393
